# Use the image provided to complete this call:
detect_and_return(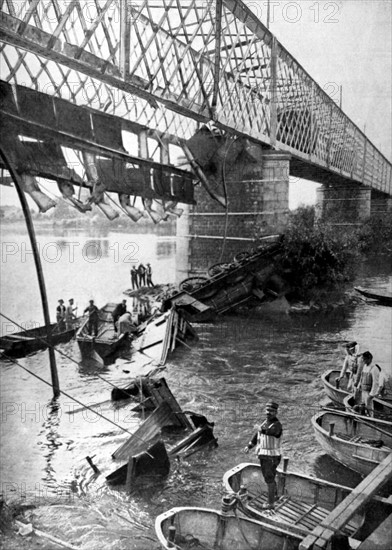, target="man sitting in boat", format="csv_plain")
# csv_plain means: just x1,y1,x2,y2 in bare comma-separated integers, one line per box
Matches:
244,401,282,510
354,351,382,417
338,341,359,392
83,300,99,337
